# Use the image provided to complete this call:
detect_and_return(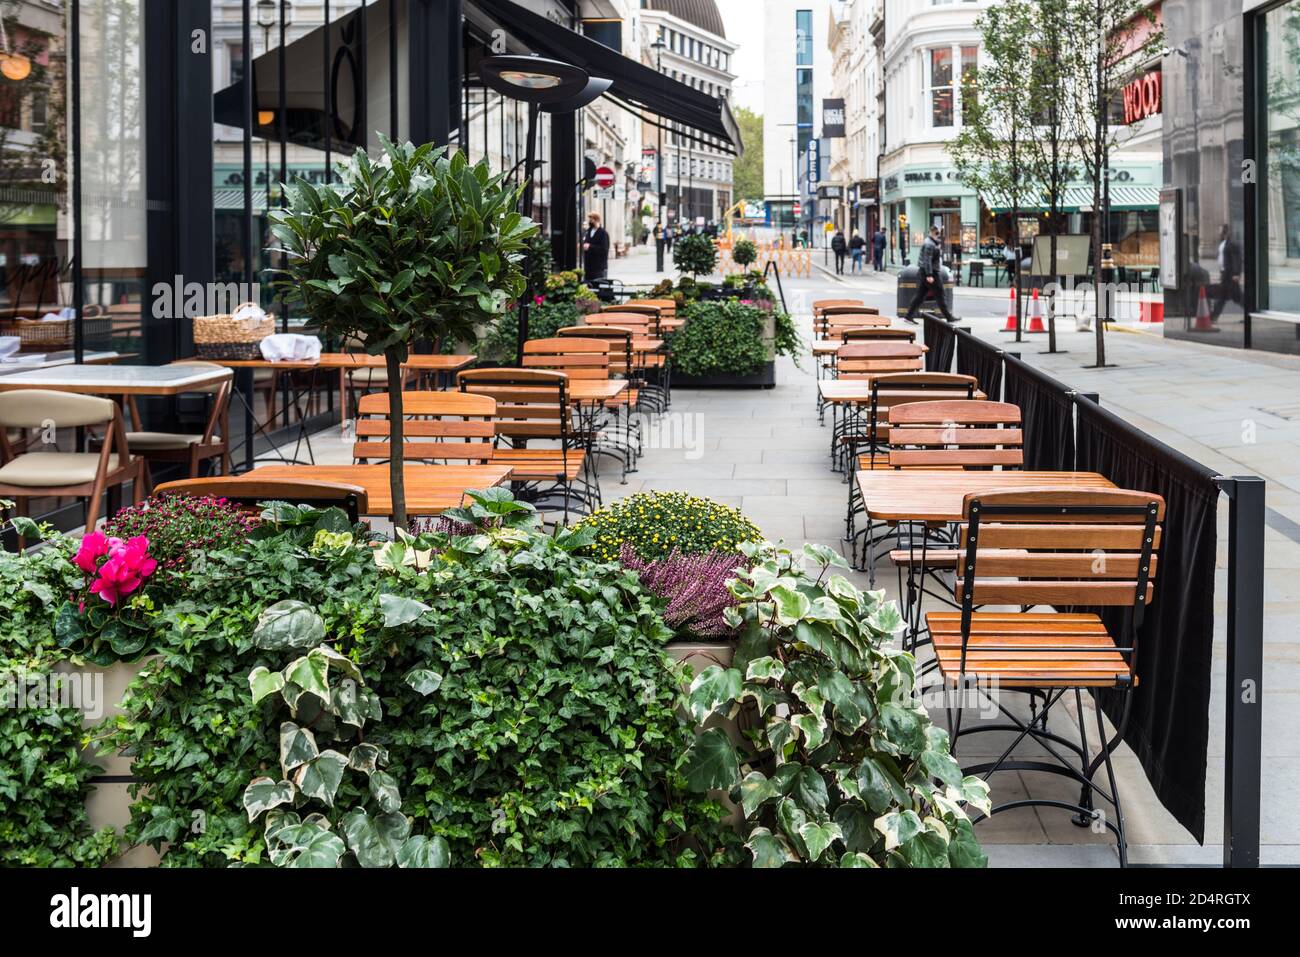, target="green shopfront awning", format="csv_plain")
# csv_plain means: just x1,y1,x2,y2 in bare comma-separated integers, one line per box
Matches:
989,183,1158,214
